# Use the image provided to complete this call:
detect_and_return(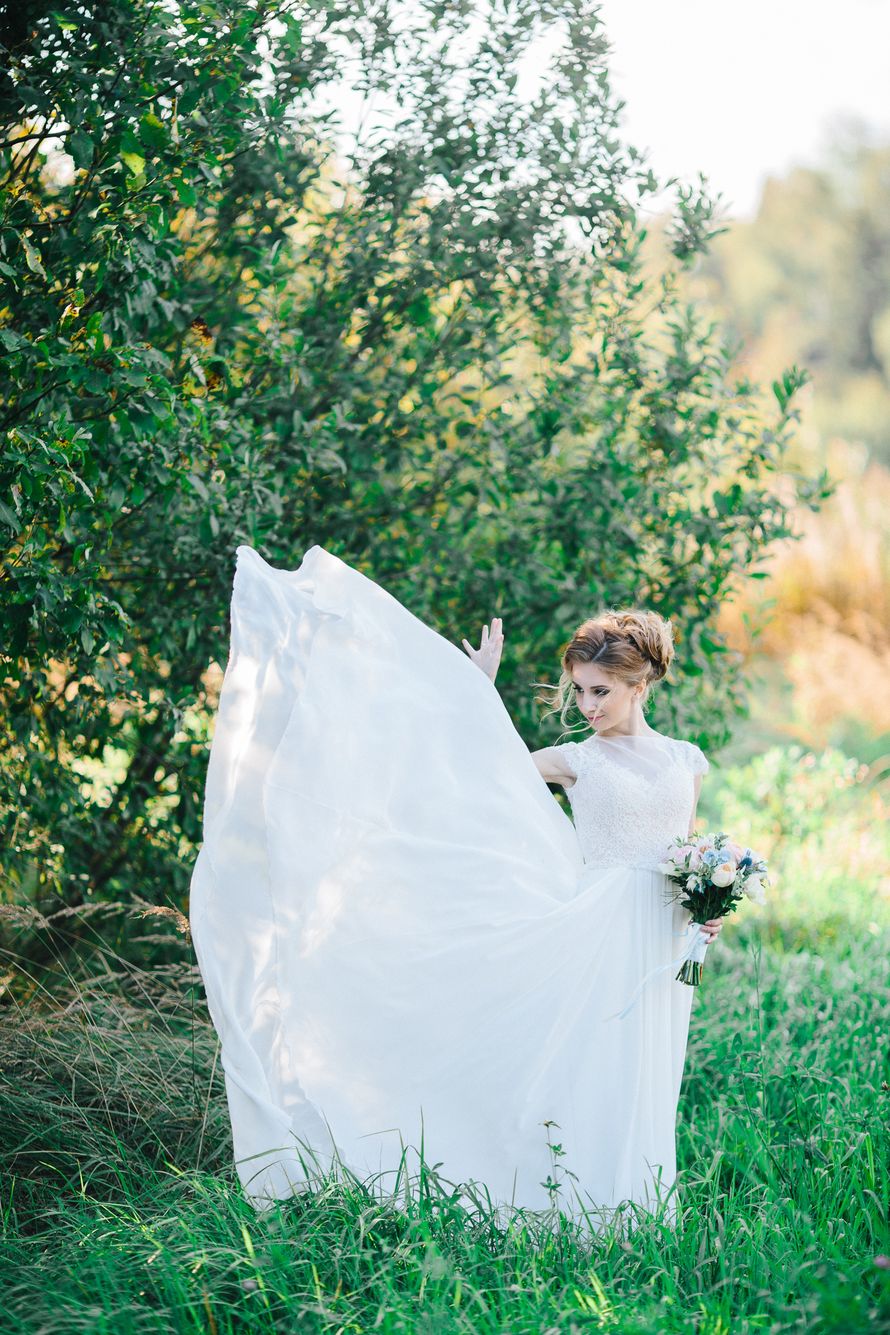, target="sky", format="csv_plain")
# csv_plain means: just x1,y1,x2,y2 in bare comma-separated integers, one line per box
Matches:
326,0,890,222
591,0,890,218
